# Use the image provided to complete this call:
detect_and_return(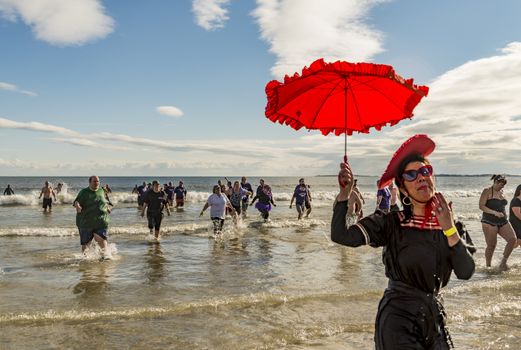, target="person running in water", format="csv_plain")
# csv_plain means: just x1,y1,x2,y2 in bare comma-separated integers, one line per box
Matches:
290,178,312,220
200,185,235,234
73,176,112,259
102,184,114,207
164,182,174,207
3,184,14,195
141,180,171,240
39,181,57,212
230,181,252,218
174,181,187,209
240,176,254,217
136,182,147,210
256,179,265,196
251,184,276,222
